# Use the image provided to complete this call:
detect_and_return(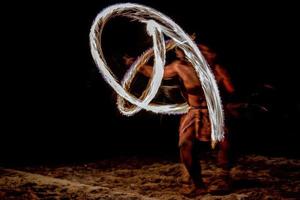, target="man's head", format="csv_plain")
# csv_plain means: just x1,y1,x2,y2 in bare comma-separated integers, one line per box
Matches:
174,33,197,60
